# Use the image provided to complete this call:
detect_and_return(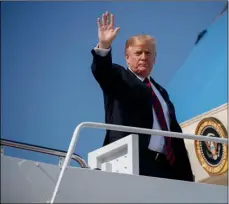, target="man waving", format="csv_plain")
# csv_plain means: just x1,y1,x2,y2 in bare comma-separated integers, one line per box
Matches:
91,11,194,182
